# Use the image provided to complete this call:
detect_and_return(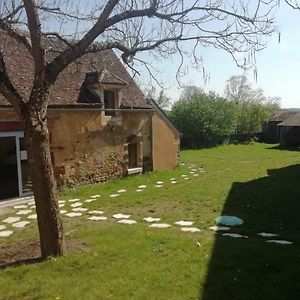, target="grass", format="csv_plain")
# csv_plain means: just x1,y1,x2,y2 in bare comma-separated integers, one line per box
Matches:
0,142,300,299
